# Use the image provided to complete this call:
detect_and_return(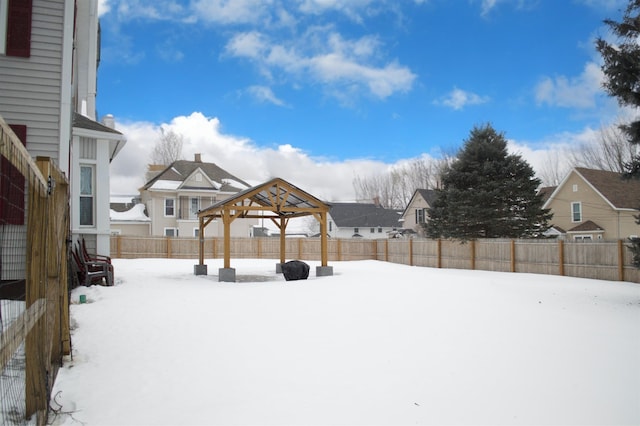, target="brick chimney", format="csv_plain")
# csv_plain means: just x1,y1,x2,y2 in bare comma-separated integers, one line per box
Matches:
194,153,202,162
